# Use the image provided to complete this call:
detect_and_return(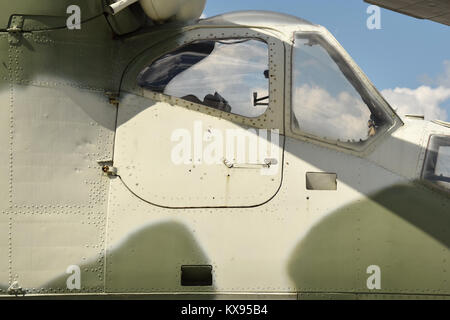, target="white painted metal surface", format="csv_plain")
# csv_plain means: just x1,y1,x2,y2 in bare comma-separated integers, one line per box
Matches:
110,0,207,22
1,10,449,298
